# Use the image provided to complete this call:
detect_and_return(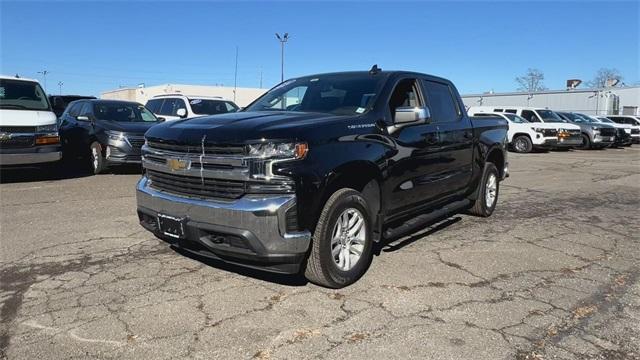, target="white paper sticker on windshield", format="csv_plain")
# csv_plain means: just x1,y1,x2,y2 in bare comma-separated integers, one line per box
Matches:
190,99,202,105
310,78,319,82
355,107,365,114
